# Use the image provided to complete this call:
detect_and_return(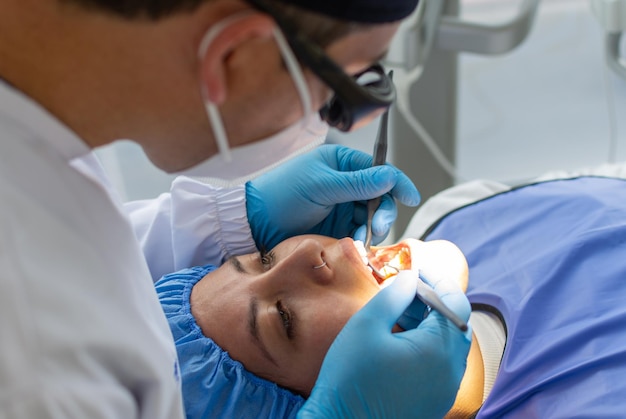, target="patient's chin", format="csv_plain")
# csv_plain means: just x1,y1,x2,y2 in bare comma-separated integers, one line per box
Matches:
369,238,468,292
